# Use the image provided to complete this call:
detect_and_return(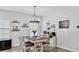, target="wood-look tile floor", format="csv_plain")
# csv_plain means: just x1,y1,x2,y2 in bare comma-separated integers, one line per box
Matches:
0,46,71,52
